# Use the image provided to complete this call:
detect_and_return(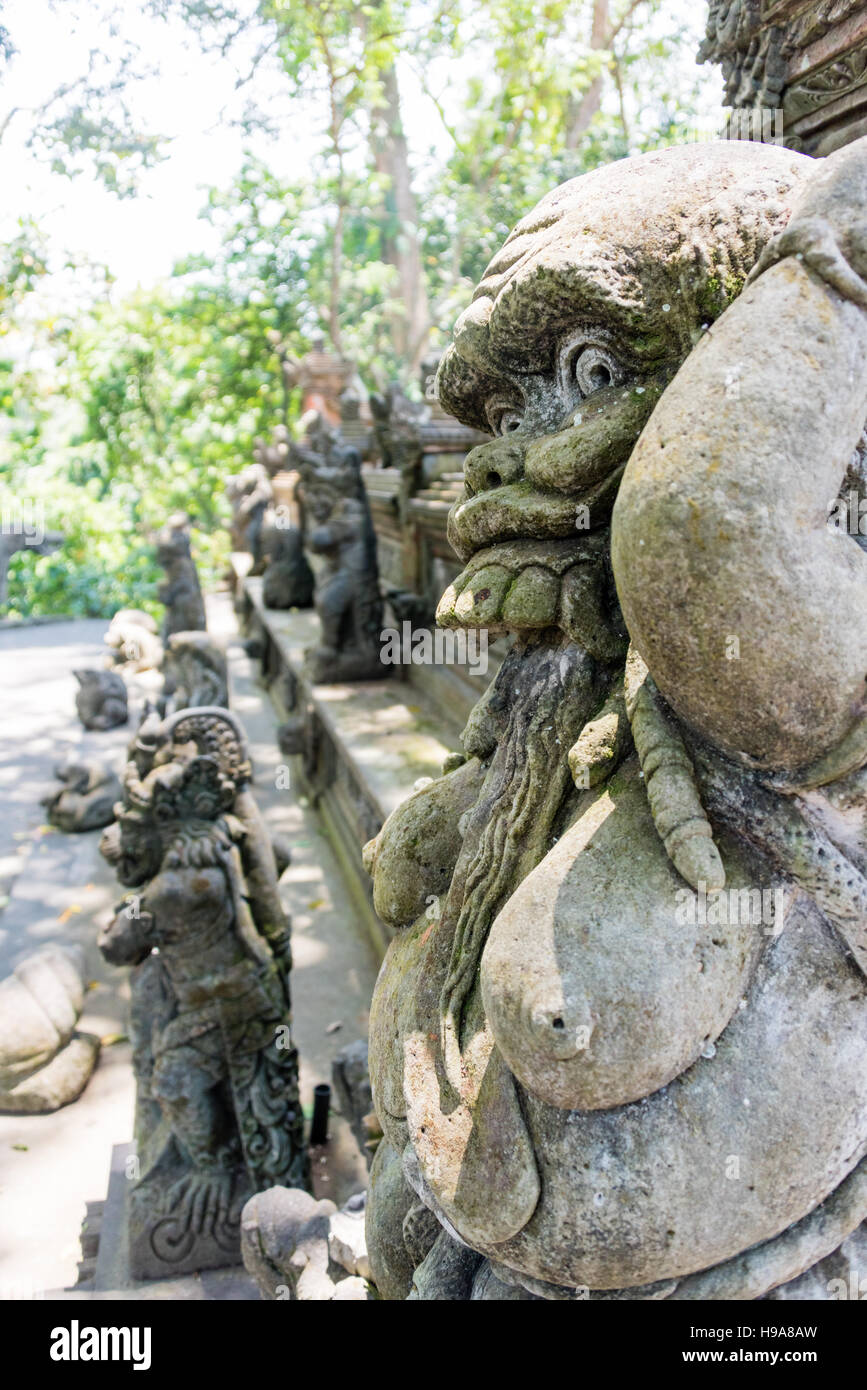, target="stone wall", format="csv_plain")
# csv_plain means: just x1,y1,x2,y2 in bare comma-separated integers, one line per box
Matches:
700,0,867,155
